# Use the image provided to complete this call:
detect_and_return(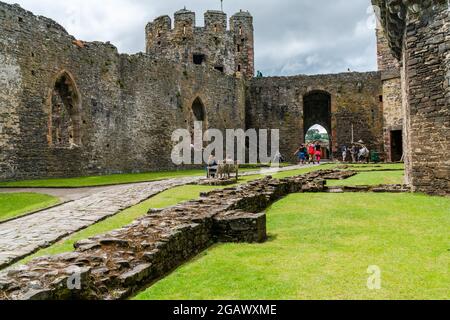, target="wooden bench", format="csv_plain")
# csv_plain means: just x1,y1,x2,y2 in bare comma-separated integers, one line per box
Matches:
208,161,239,181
